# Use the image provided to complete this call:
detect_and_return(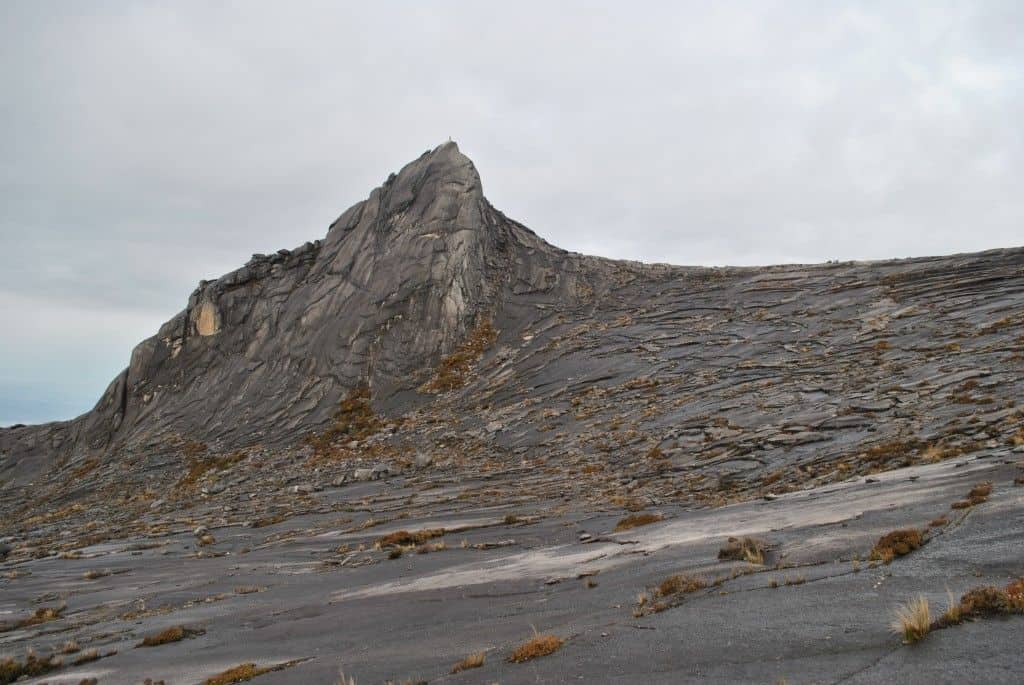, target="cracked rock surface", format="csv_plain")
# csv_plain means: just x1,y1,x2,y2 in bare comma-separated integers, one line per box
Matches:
1,142,1023,684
